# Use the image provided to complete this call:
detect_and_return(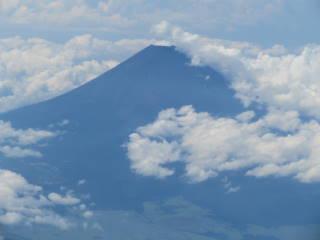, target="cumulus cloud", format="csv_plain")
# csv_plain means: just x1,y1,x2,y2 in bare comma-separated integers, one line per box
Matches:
0,169,92,229
127,105,320,183
0,34,158,112
154,22,320,120
0,169,69,228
